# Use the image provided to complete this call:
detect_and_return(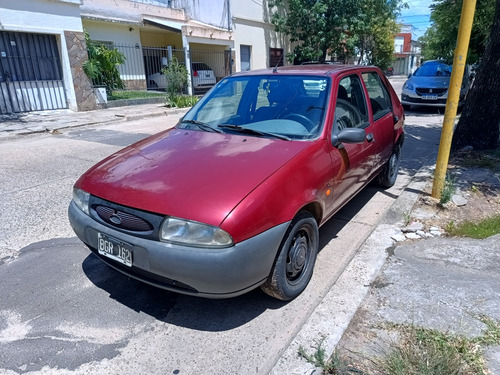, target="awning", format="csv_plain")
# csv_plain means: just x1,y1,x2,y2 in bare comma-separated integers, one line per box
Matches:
143,17,185,33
